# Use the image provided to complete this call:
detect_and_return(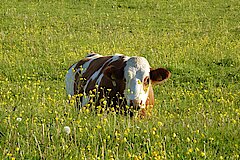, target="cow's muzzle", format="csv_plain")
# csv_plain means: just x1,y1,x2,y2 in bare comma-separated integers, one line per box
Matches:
129,100,144,110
